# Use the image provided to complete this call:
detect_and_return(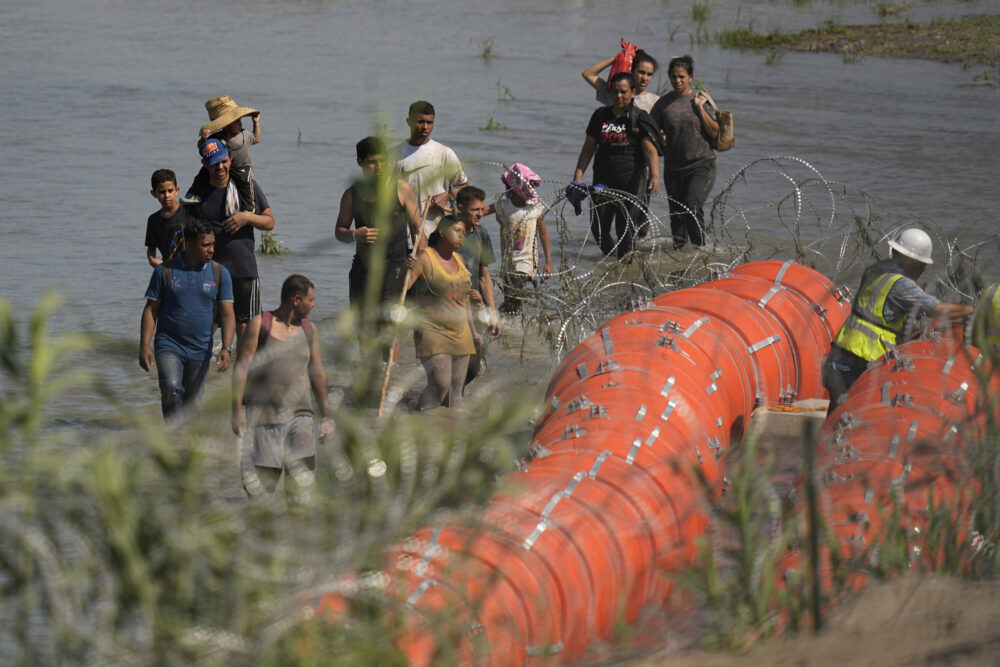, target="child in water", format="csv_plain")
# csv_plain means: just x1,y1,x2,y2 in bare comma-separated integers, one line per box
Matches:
180,95,261,212
492,163,552,314
144,168,189,267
